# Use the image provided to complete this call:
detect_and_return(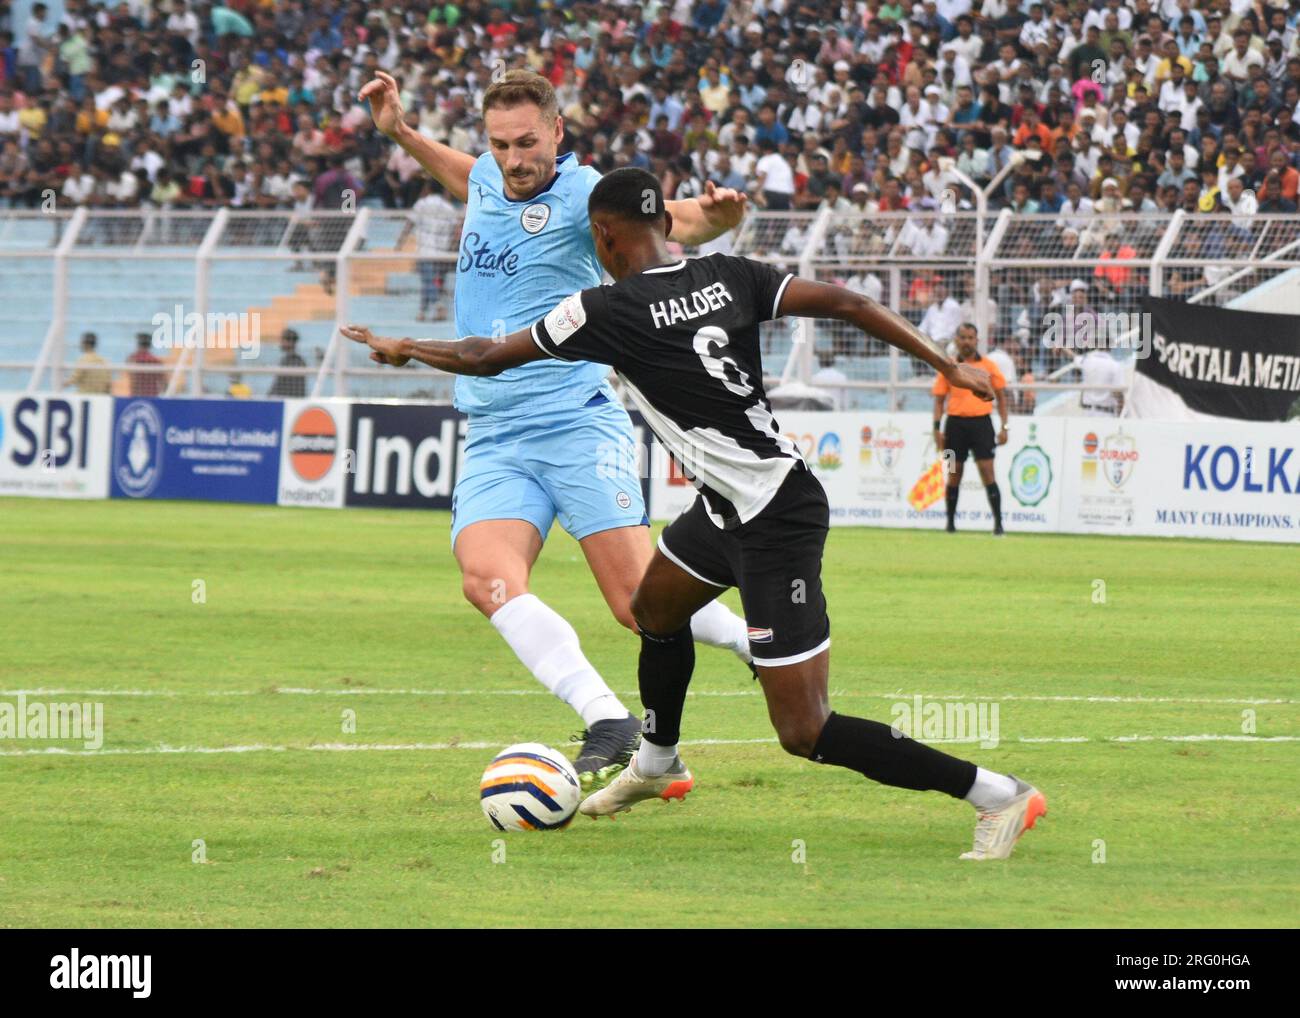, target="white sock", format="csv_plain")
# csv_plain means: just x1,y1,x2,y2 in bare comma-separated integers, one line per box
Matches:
489,594,628,727
635,738,679,777
578,694,627,727
689,598,751,663
964,767,1019,811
